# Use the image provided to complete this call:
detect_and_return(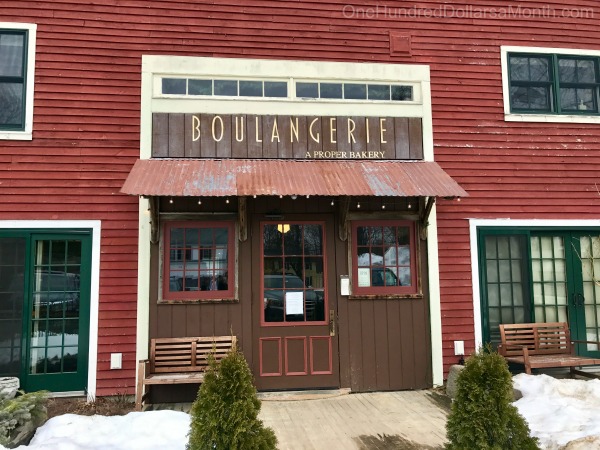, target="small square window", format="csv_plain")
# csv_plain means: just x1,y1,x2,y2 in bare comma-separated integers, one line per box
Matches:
344,84,367,100
391,85,413,101
239,80,263,97
320,83,342,99
296,82,318,98
214,80,238,96
188,79,212,96
162,78,186,95
351,220,417,296
367,85,391,101
264,81,287,97
163,221,235,301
